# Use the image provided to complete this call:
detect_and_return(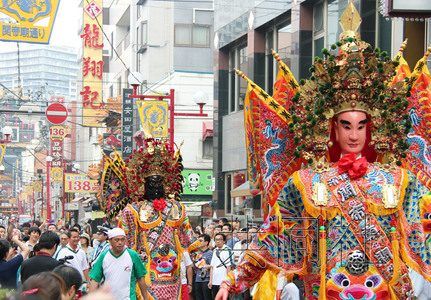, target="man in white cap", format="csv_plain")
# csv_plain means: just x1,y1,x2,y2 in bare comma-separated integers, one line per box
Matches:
89,228,148,300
